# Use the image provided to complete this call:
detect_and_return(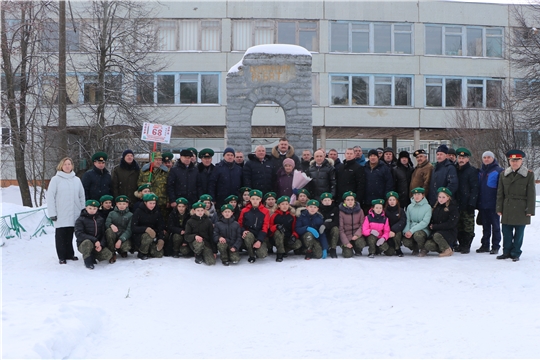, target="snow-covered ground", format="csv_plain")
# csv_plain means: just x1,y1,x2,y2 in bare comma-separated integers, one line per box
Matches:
2,185,540,359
